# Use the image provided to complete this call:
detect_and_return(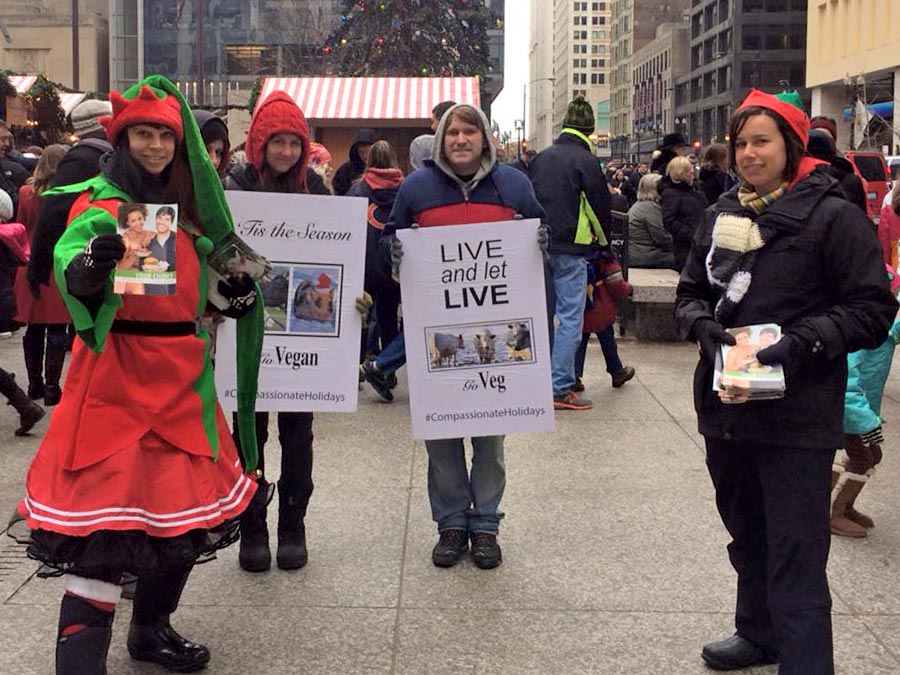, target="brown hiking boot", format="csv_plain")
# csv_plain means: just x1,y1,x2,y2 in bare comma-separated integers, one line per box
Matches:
611,366,635,388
